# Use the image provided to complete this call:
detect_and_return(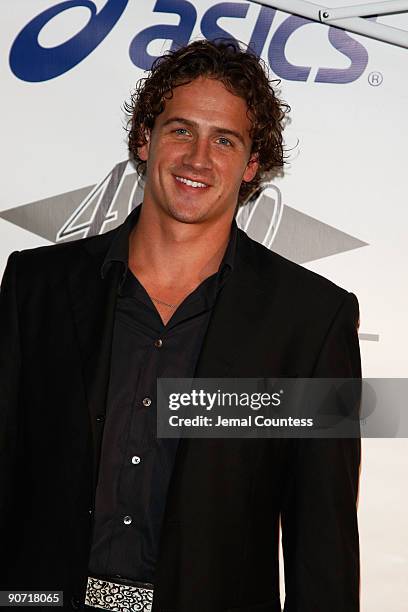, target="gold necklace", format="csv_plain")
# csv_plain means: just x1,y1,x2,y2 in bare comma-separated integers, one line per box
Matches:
151,296,178,309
